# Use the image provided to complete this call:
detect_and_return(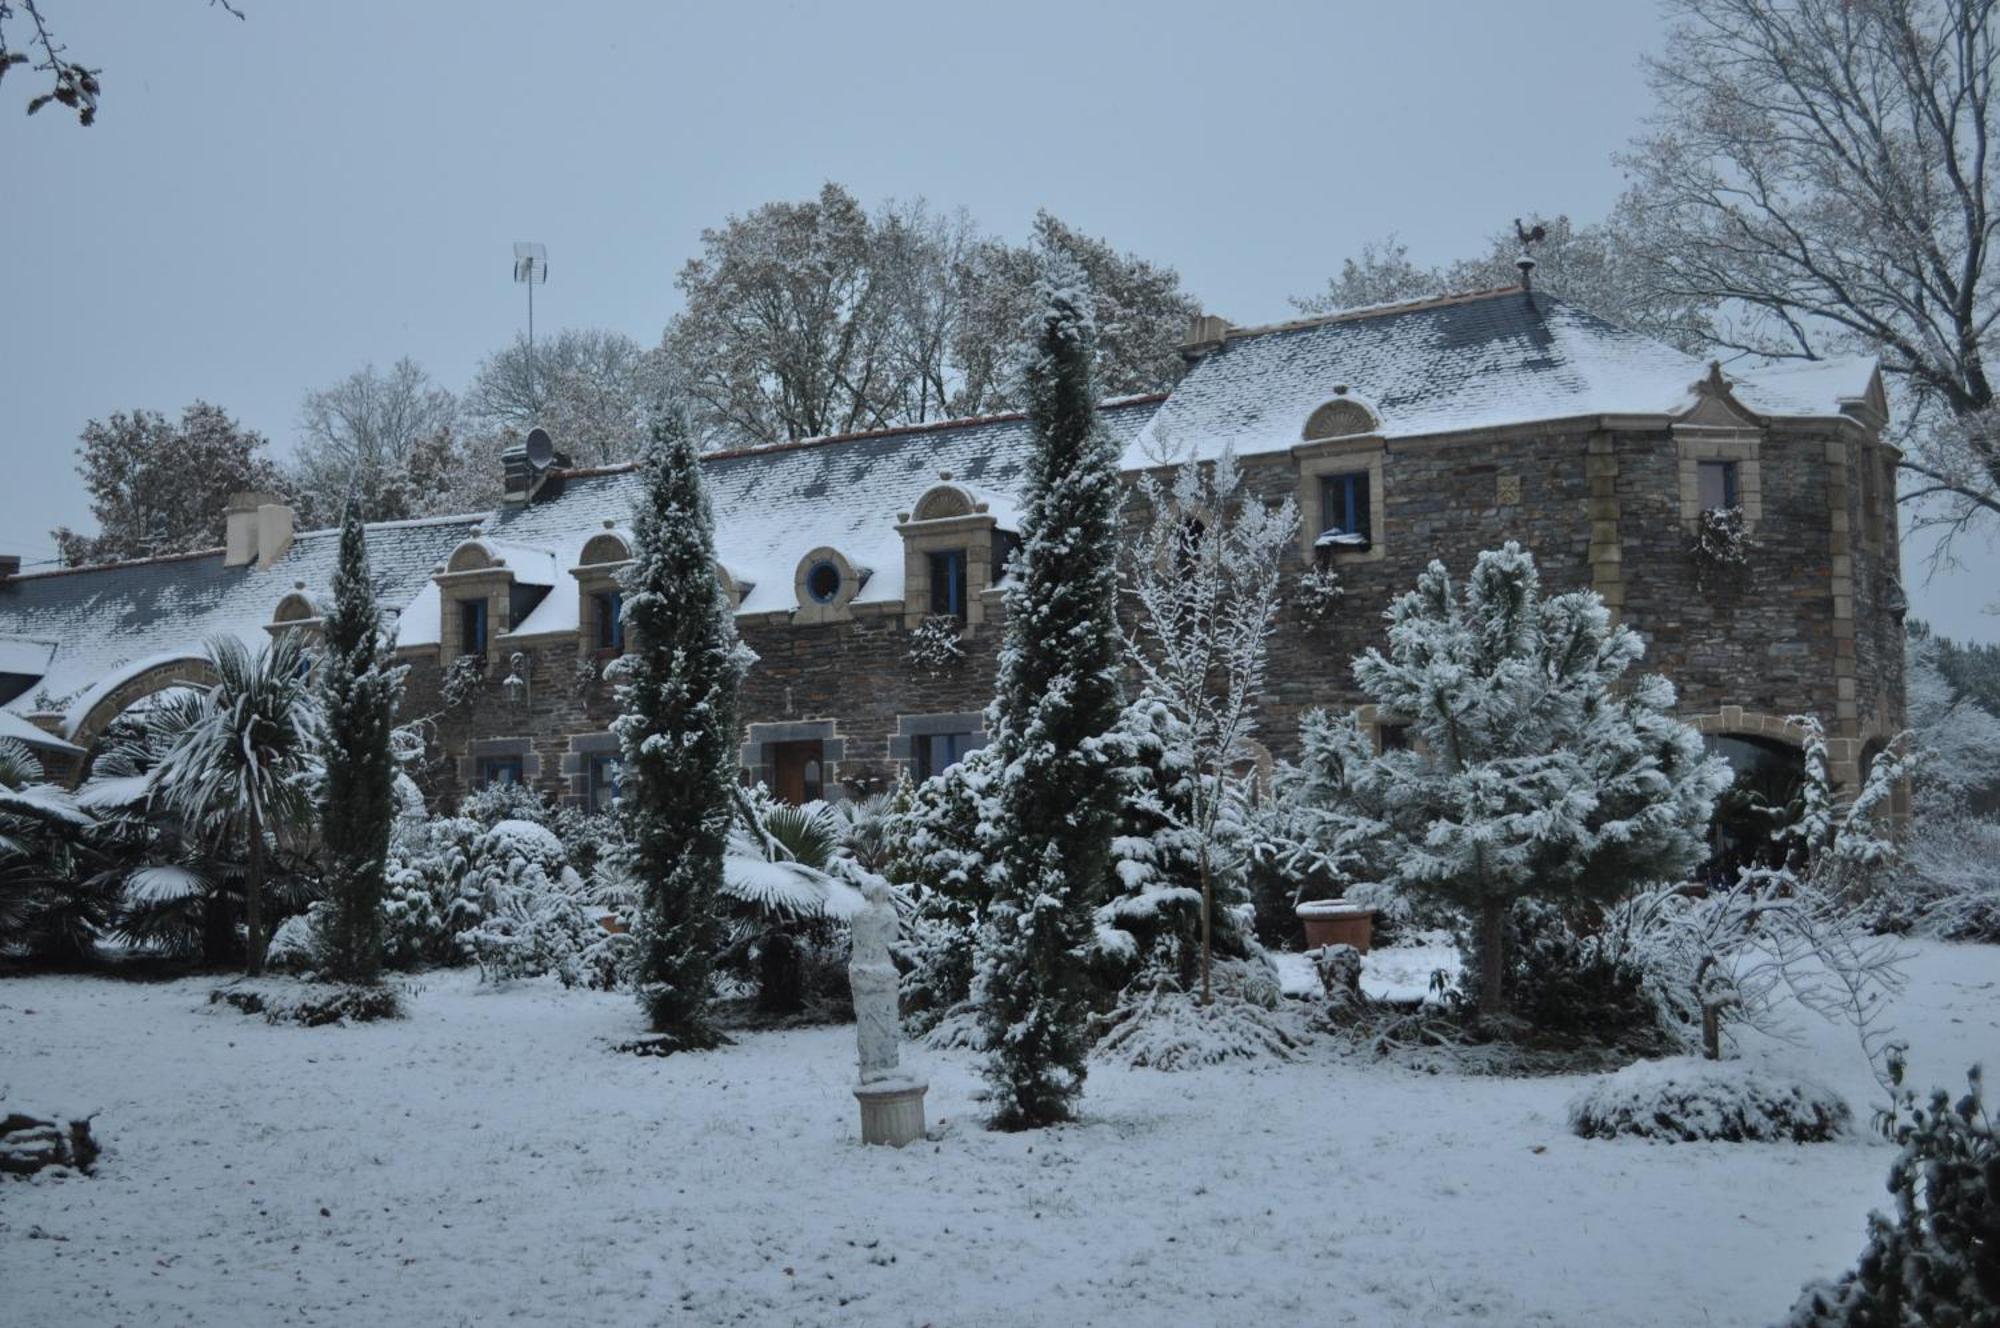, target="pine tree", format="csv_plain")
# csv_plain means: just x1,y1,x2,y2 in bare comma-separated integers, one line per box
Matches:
974,258,1125,1129
318,505,405,985
1321,543,1729,1017
615,403,746,1045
